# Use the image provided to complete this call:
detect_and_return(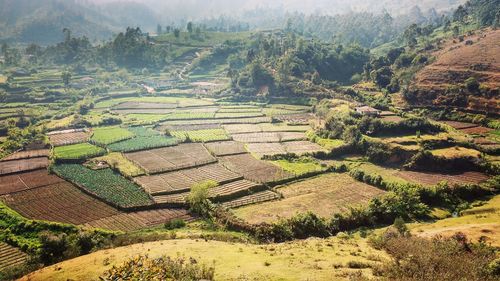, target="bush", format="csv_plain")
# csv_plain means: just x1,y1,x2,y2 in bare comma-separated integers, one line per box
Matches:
100,255,215,281
164,218,186,230
188,180,218,218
